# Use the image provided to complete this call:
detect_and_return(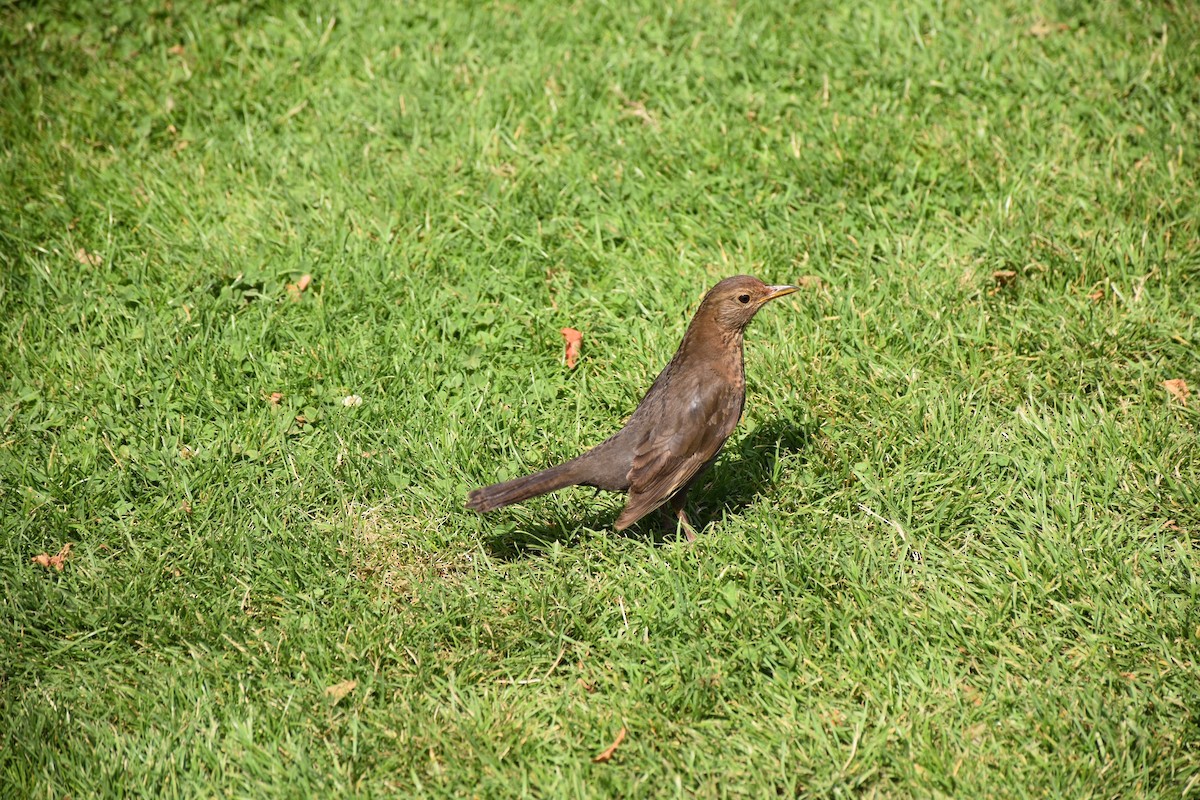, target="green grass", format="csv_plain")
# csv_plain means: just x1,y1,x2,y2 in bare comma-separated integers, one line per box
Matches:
2,0,1199,796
